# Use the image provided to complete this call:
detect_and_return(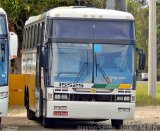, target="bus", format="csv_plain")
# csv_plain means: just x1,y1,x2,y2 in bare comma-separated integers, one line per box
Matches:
22,6,145,128
0,8,18,125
